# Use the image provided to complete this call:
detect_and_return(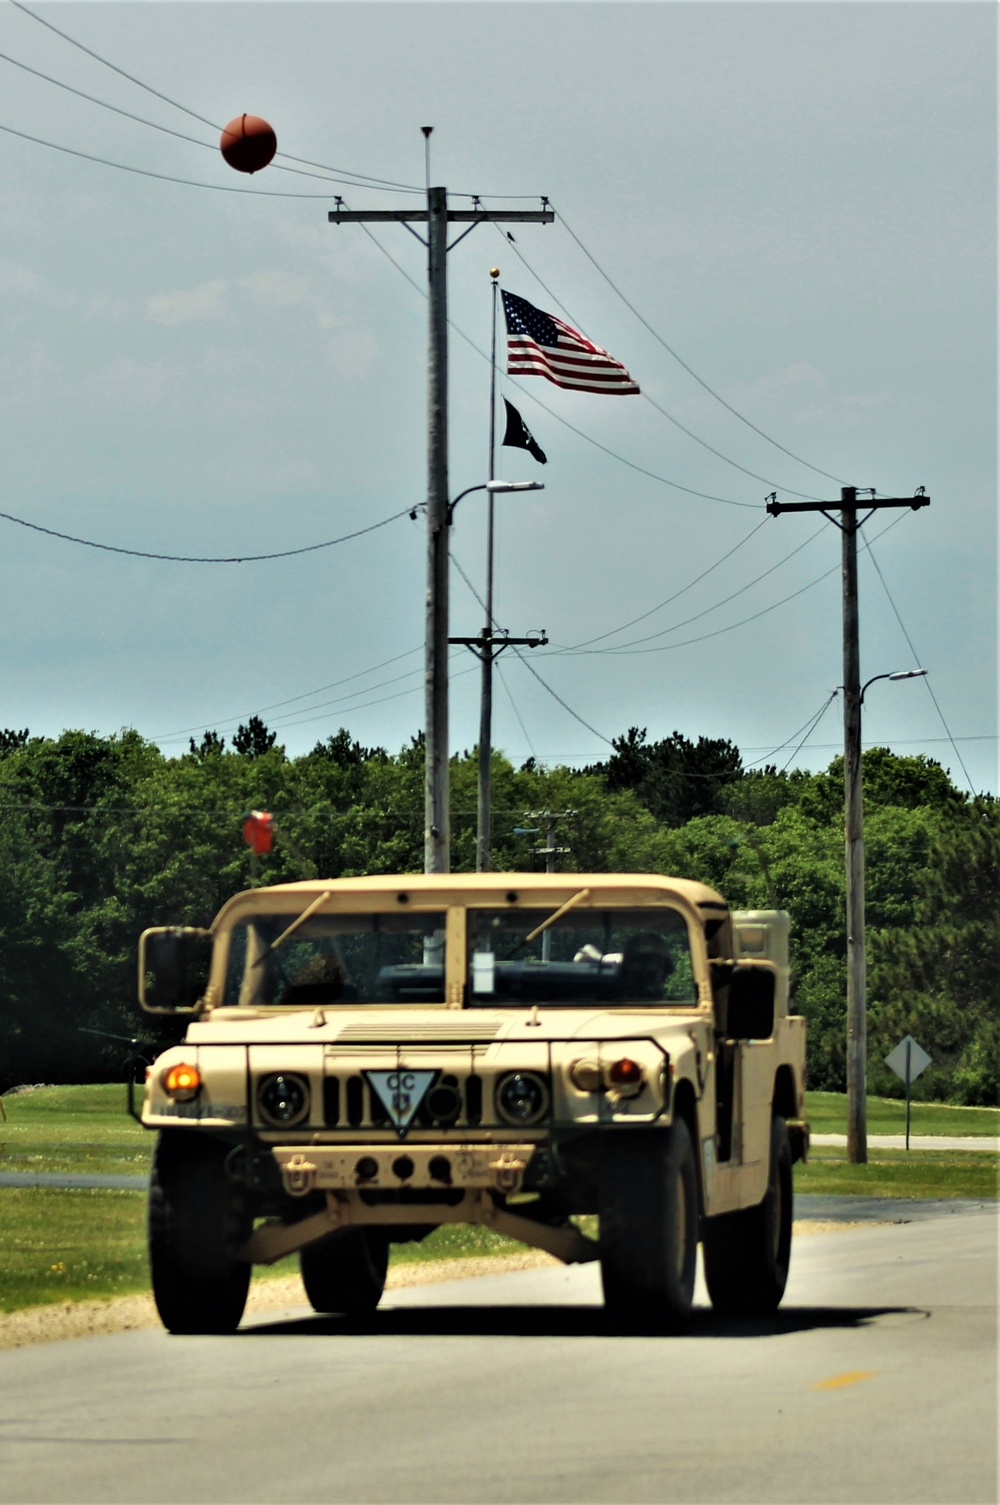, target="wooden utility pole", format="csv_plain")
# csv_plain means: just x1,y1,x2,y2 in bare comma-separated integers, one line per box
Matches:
766,486,929,1163
450,623,547,871
329,165,551,873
